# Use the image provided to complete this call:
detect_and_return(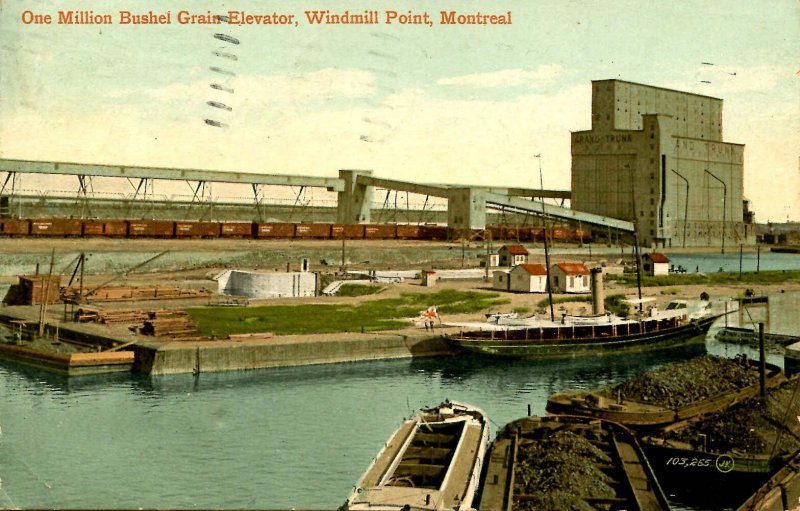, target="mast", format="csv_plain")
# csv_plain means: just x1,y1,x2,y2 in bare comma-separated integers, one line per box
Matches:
536,154,555,322
627,164,644,317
